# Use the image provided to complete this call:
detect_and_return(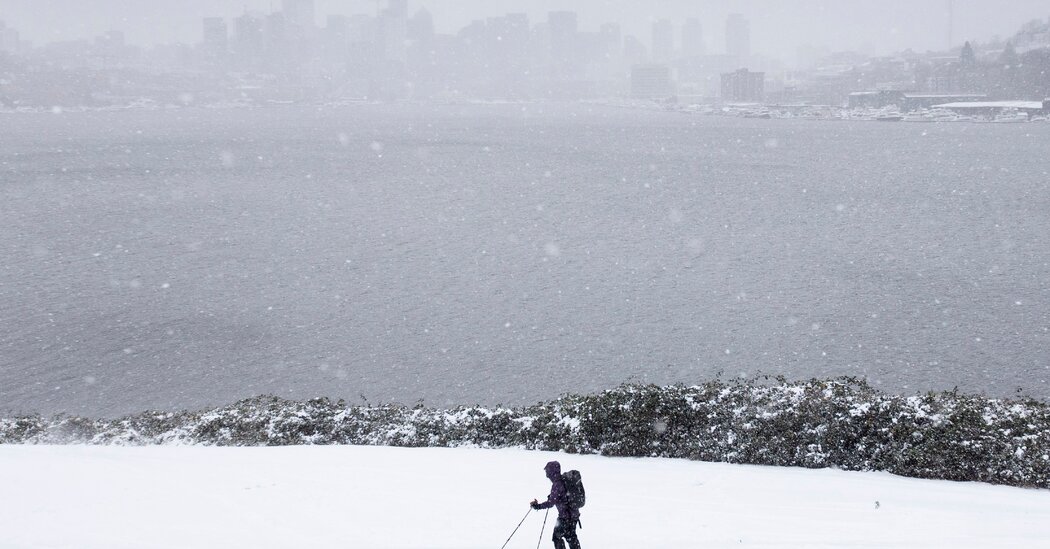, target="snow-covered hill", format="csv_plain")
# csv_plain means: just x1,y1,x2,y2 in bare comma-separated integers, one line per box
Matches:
2,444,1048,548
